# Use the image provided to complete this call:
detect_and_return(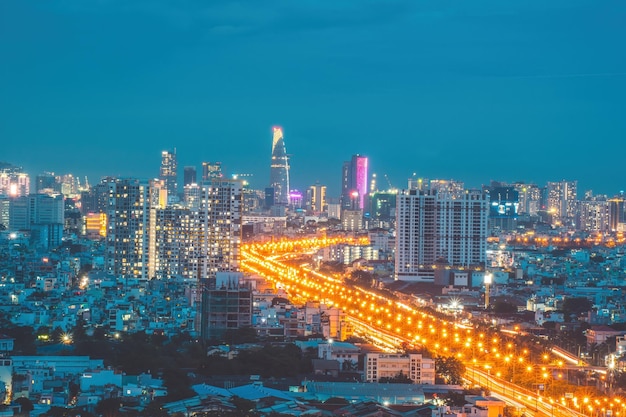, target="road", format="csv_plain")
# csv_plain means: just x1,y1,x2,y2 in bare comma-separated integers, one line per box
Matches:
240,238,612,417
